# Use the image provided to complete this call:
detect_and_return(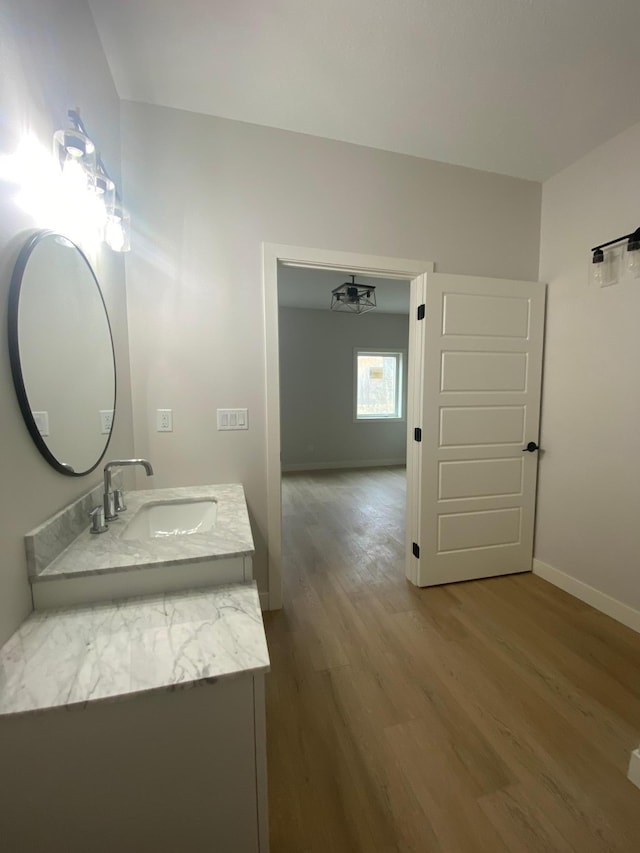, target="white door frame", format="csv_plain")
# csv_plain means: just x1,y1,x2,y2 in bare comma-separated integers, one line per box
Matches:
263,243,434,609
